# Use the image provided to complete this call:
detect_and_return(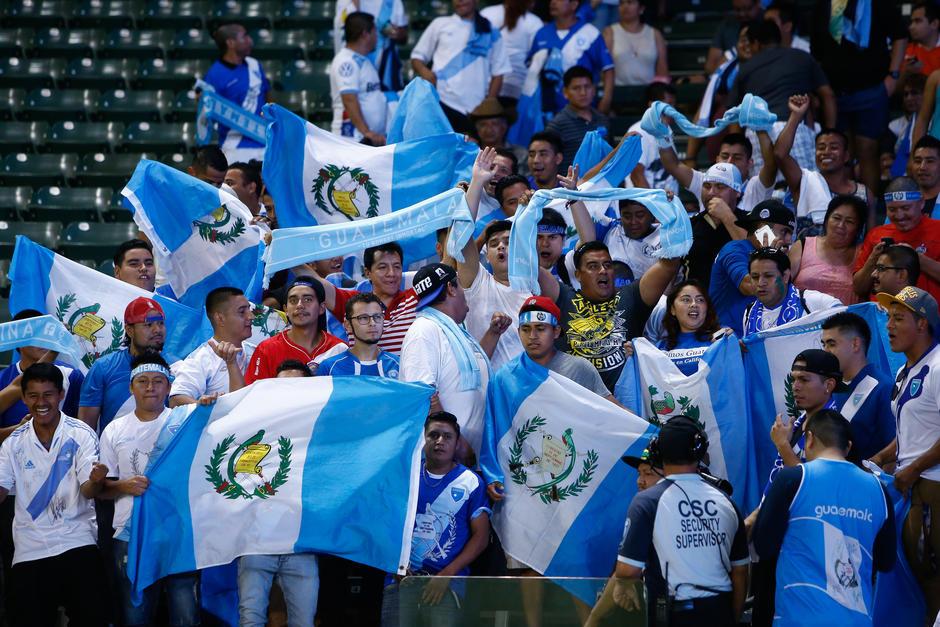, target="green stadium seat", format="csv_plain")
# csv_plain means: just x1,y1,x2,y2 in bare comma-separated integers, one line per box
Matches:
23,88,96,121
0,57,62,90
97,88,166,121
0,187,30,221
676,82,707,107
166,88,197,121
73,151,157,187
210,1,278,31
60,221,138,262
134,58,208,90
120,121,191,152
611,85,648,116
160,151,190,172
100,28,171,59
27,186,109,223
281,60,330,92
104,189,132,222
0,271,10,302
139,0,208,30
0,28,34,57
69,0,141,29
32,27,101,58
43,121,123,153
0,153,77,186
661,19,722,42
277,90,309,117
668,45,709,74
64,58,130,90
169,28,219,59
97,258,115,275
1,1,68,29
0,87,25,120
306,90,331,121
249,28,307,61
0,121,46,153
307,30,334,61
0,221,62,259
275,1,333,29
